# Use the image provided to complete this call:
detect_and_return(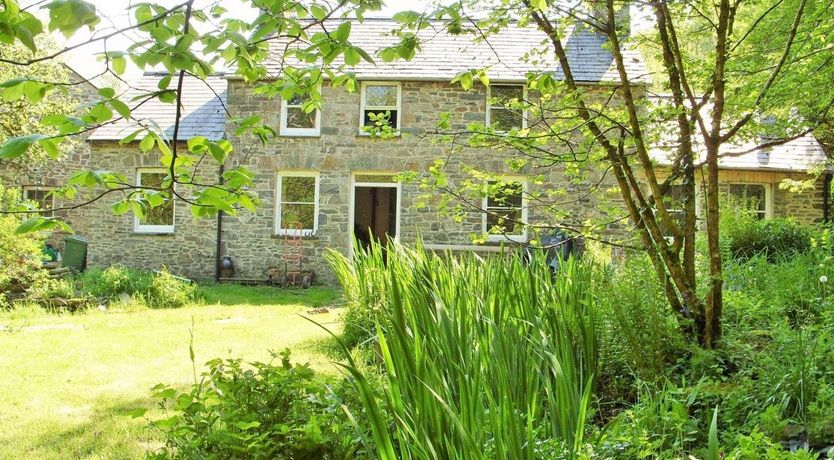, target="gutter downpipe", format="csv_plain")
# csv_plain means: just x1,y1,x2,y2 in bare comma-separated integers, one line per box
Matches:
824,172,832,223
214,162,225,282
